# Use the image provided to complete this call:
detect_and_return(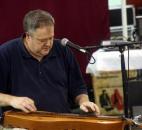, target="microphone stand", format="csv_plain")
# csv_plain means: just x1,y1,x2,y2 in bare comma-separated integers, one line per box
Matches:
118,46,129,118
82,43,137,119
119,46,130,130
